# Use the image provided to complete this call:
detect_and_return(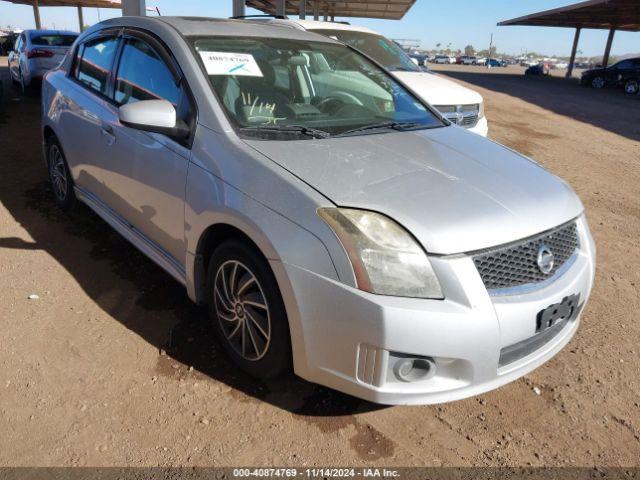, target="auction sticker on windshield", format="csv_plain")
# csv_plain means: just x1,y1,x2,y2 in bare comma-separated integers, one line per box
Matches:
198,51,264,77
